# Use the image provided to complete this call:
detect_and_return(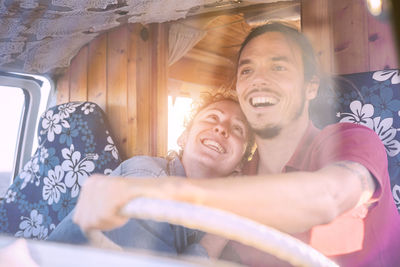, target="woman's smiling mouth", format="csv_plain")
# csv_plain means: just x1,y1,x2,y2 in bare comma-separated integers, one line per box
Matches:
201,138,226,154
